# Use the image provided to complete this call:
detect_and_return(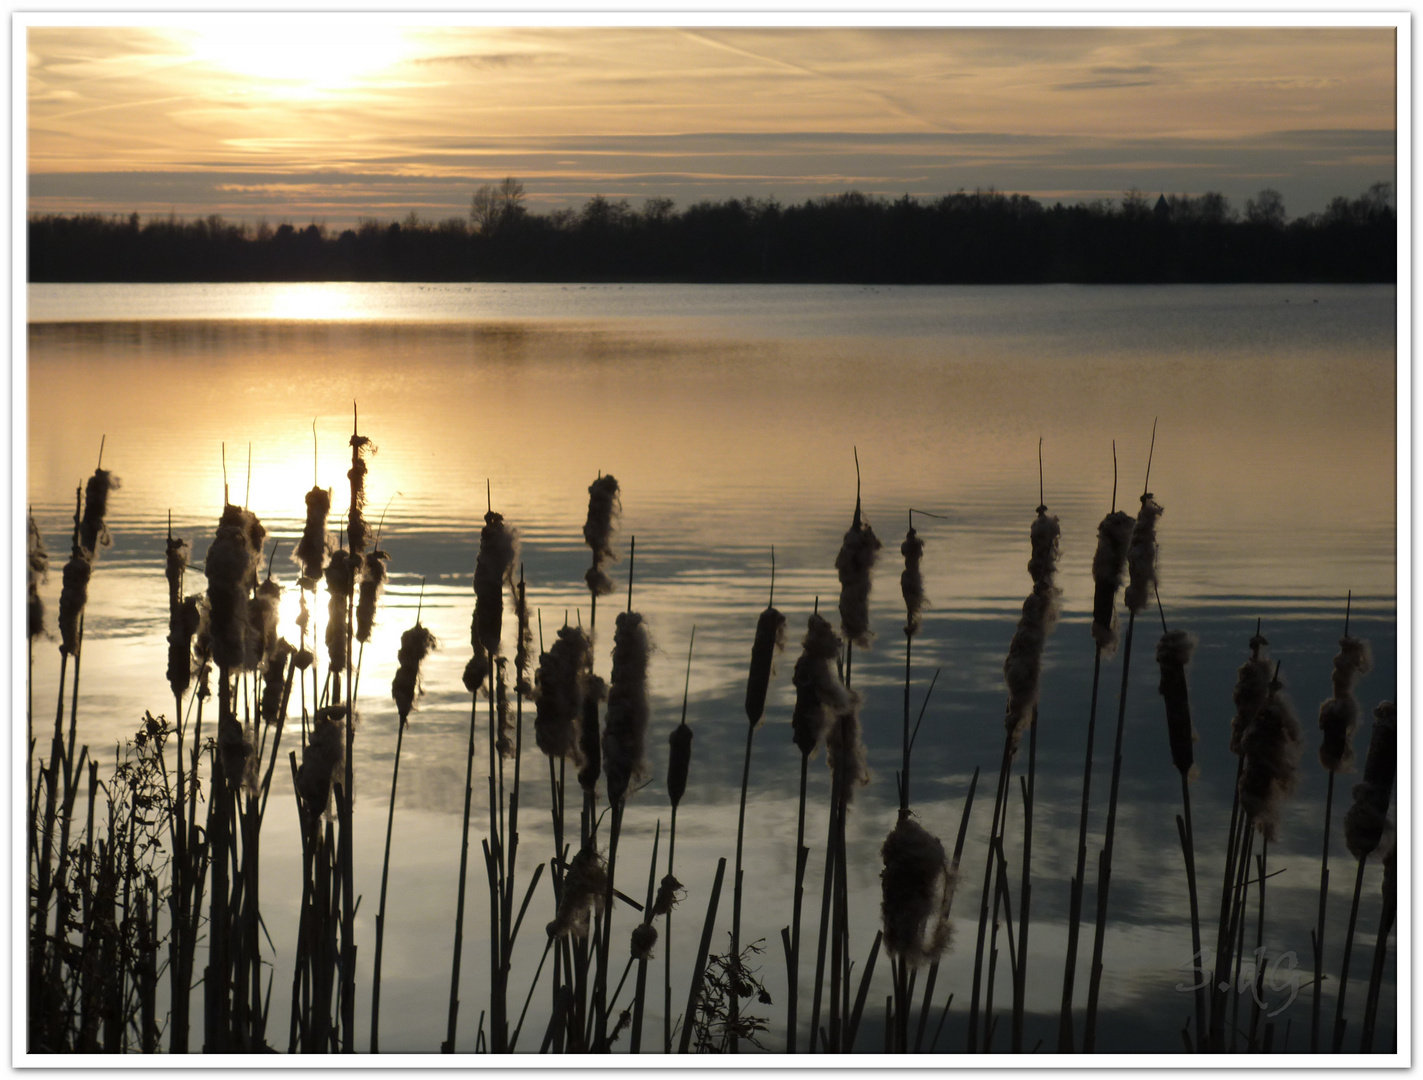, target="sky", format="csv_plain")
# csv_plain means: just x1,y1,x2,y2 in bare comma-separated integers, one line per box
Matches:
25,21,1398,229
